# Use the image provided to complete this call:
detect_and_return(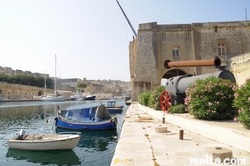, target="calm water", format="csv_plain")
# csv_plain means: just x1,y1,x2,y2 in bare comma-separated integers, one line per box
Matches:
0,100,127,166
